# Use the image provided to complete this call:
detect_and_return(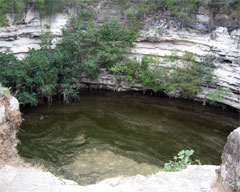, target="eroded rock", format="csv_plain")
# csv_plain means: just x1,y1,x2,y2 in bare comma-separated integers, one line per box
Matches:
217,127,240,192
0,165,218,192
0,92,22,167
9,97,19,111
0,105,5,124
